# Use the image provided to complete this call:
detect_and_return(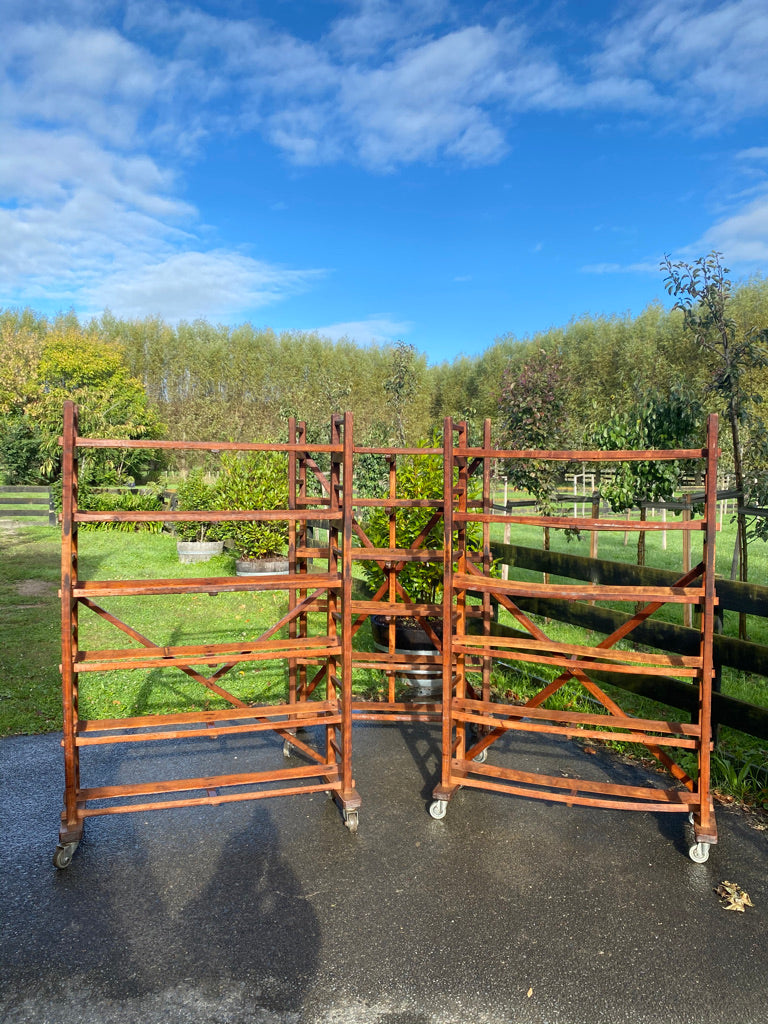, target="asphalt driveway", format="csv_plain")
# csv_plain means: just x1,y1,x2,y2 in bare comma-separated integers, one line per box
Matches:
2,723,766,1024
